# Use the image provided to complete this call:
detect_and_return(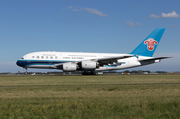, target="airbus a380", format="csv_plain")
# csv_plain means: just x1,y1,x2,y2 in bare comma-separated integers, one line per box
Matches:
16,28,170,75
